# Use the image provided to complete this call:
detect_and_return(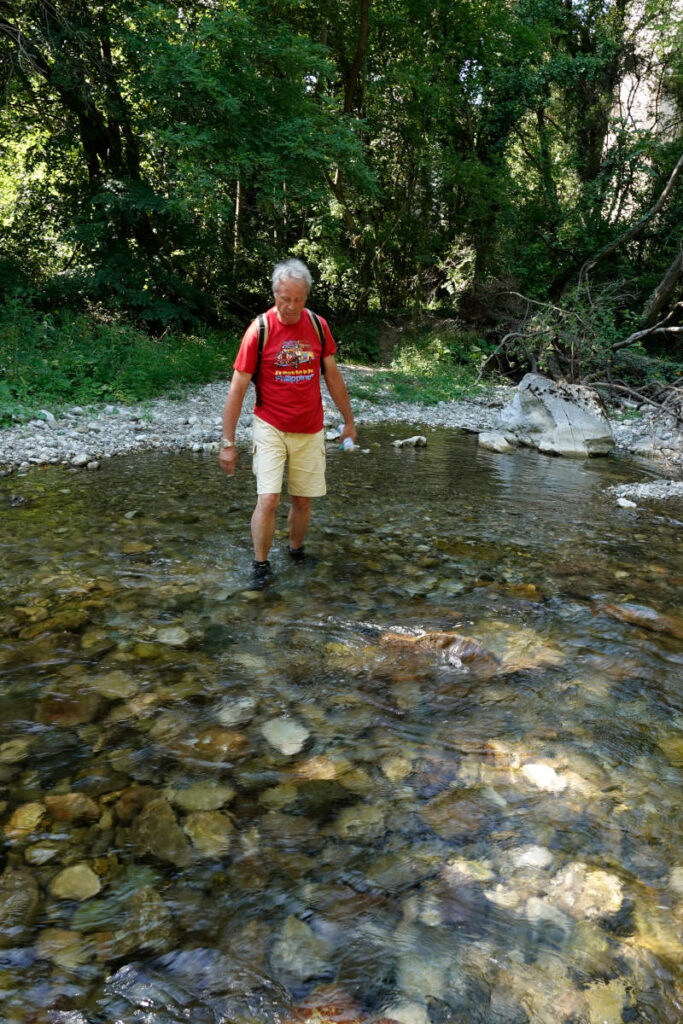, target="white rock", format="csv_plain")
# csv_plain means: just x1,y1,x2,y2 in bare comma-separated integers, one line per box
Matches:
383,1001,431,1024
616,496,637,508
392,435,427,448
261,716,310,756
511,844,554,870
478,431,514,452
499,373,614,456
521,762,568,792
670,865,683,896
156,626,191,647
217,696,257,727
